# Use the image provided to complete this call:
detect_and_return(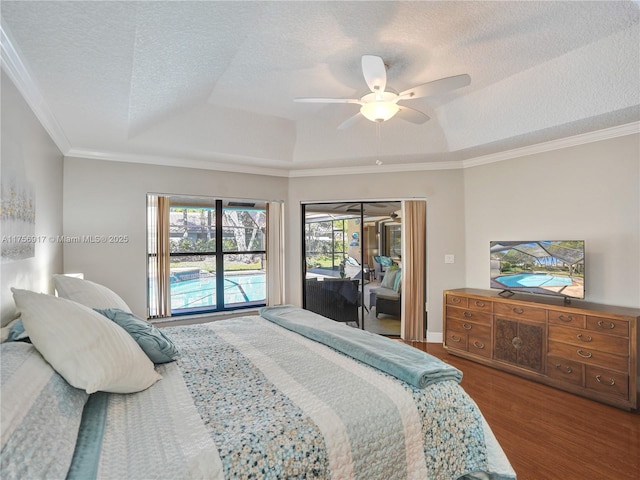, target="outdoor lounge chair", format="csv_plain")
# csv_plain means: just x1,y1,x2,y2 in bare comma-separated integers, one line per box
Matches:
343,256,370,283
375,289,401,317
370,267,401,318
